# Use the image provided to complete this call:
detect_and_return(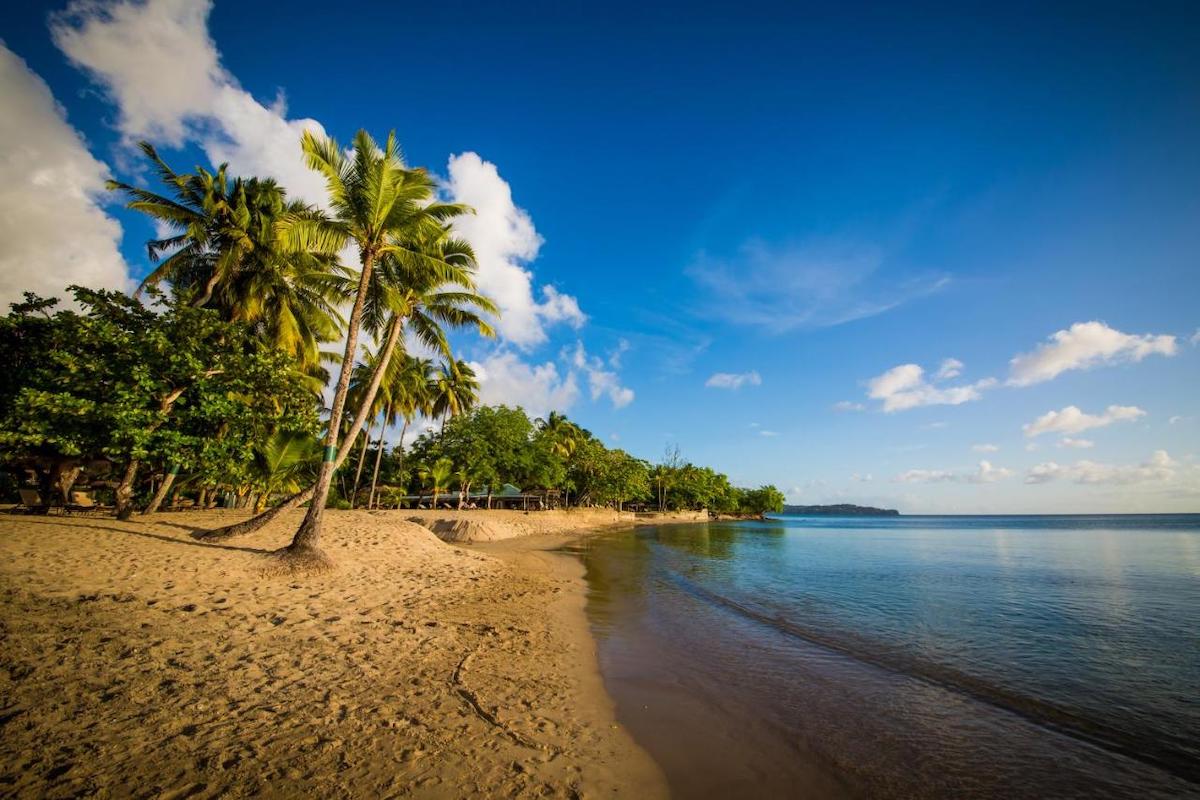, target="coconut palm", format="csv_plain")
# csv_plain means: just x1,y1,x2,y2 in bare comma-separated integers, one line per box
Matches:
537,411,582,459
271,129,478,568
367,355,435,509
108,142,347,371
251,430,323,512
418,457,454,508
431,360,480,433
196,201,494,543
